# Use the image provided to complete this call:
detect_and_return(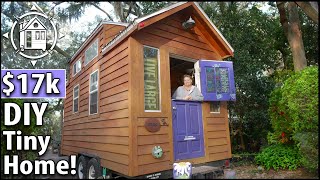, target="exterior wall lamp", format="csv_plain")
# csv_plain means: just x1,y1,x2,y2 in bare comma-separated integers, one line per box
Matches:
182,16,196,30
